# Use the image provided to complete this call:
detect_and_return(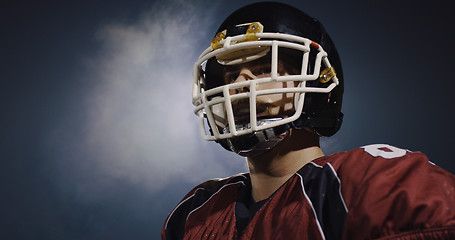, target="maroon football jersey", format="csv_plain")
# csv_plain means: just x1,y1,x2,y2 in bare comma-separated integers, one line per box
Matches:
162,144,455,239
